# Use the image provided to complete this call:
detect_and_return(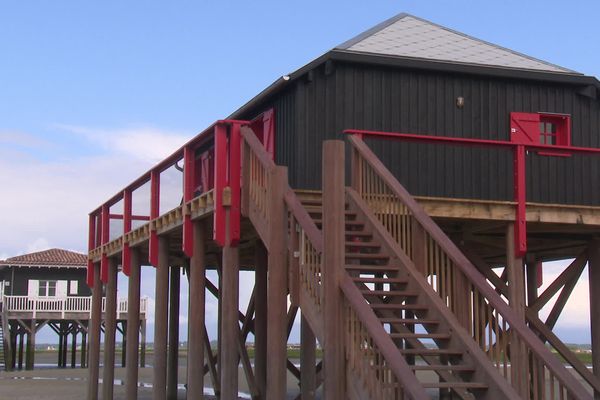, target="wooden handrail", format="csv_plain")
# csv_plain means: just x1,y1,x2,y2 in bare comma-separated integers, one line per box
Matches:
284,190,323,254
348,134,590,399
242,126,323,254
340,276,429,400
242,126,277,171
